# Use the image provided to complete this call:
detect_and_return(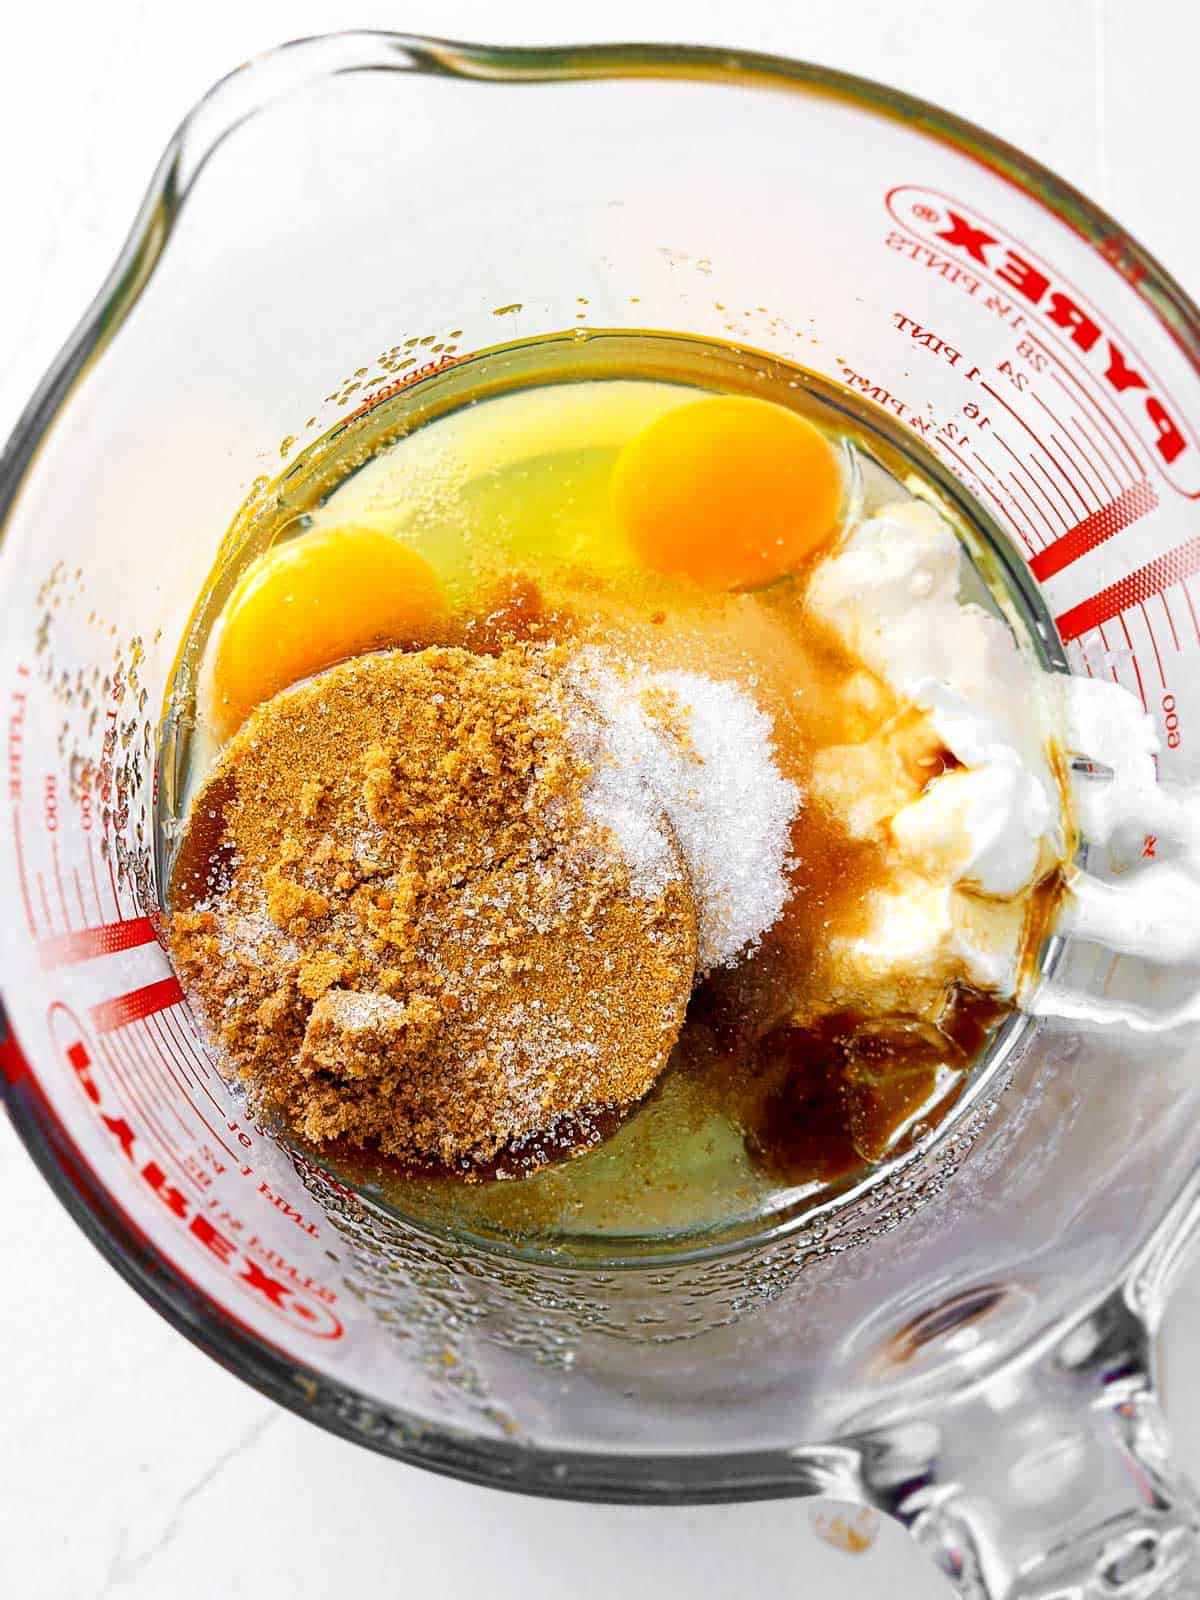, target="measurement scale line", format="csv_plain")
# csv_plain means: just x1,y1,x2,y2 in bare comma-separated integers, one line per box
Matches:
1043,411,1105,506
939,439,1035,550
72,867,88,927
152,1011,205,1092
50,838,72,932
1053,380,1129,487
1095,622,1125,691
1014,467,1061,539
124,1036,197,1152
119,1035,211,1189
101,1032,184,1171
1182,579,1200,647
160,998,214,1088
101,1031,201,1189
160,1004,212,1083
994,432,1057,538
1138,602,1167,688
1066,641,1096,680
36,872,55,934
1029,456,1074,530
1067,414,1121,498
970,452,1038,552
1005,472,1052,546
86,837,105,923
938,438,978,484
980,380,1089,516
127,1017,202,1145
148,1012,241,1165
1051,429,1103,506
38,912,158,968
1028,480,1160,582
1056,535,1200,642
1031,392,1104,506
12,815,37,936
160,1030,225,1123
1117,616,1149,710
1032,335,1143,479
129,1021,210,1147
89,975,185,1035
144,1004,203,1095
1159,592,1181,653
